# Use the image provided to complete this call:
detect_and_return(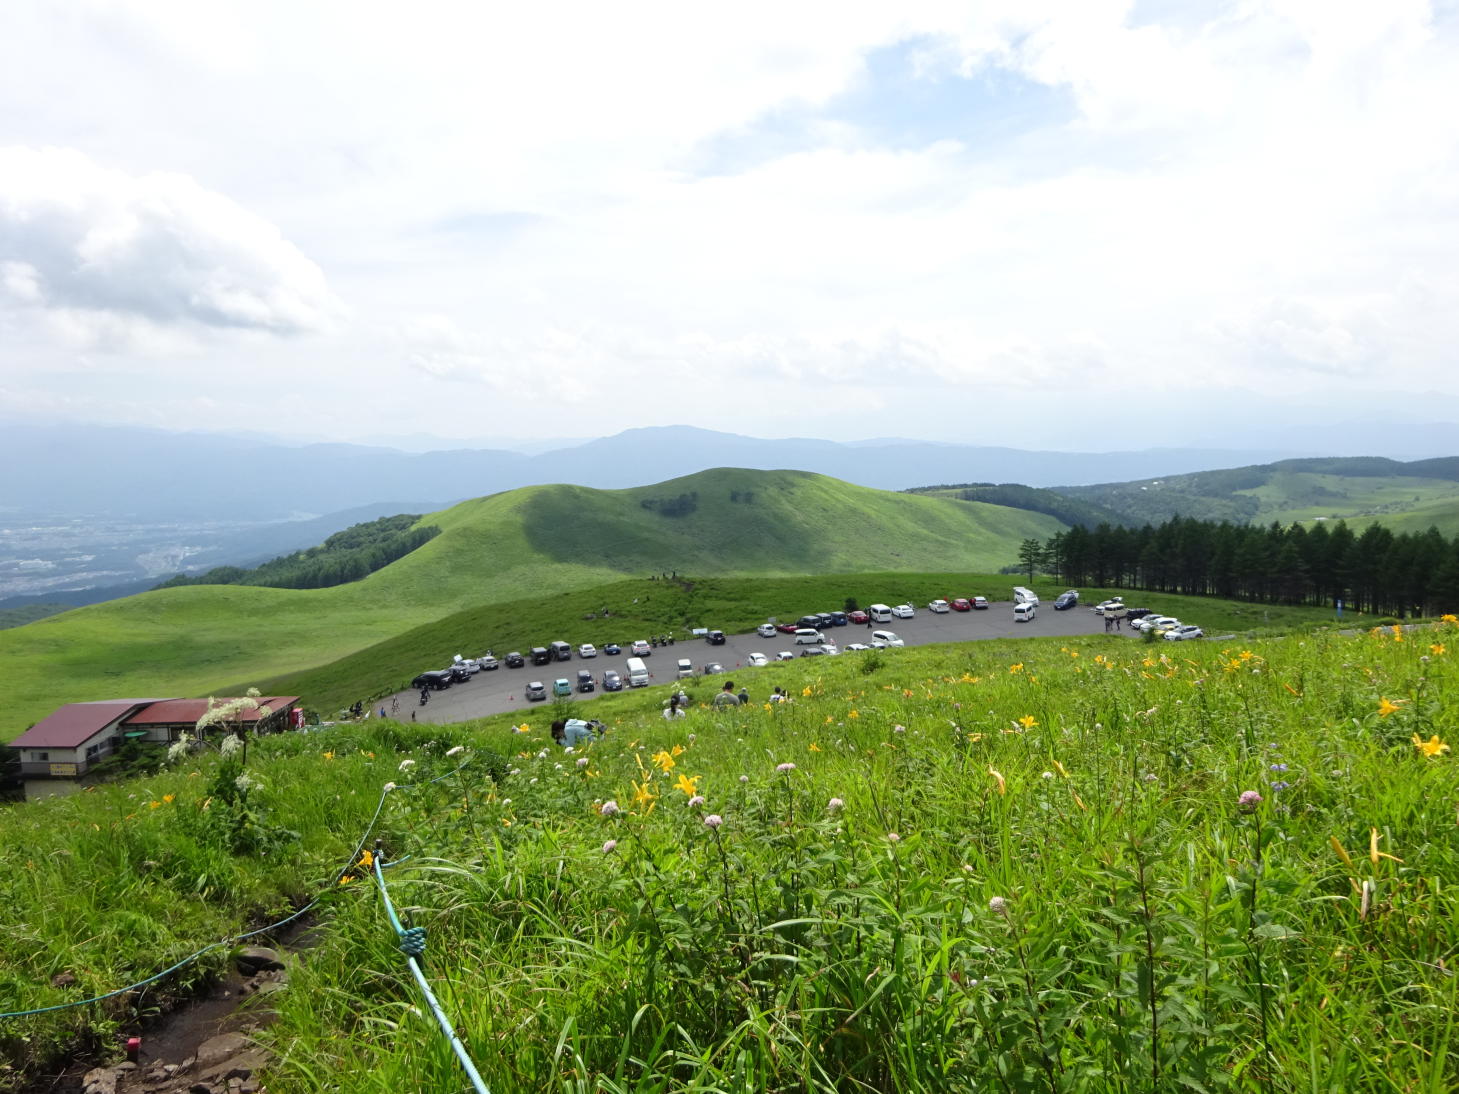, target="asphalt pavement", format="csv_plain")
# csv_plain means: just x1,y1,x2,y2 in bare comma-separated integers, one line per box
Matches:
389,600,1144,725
